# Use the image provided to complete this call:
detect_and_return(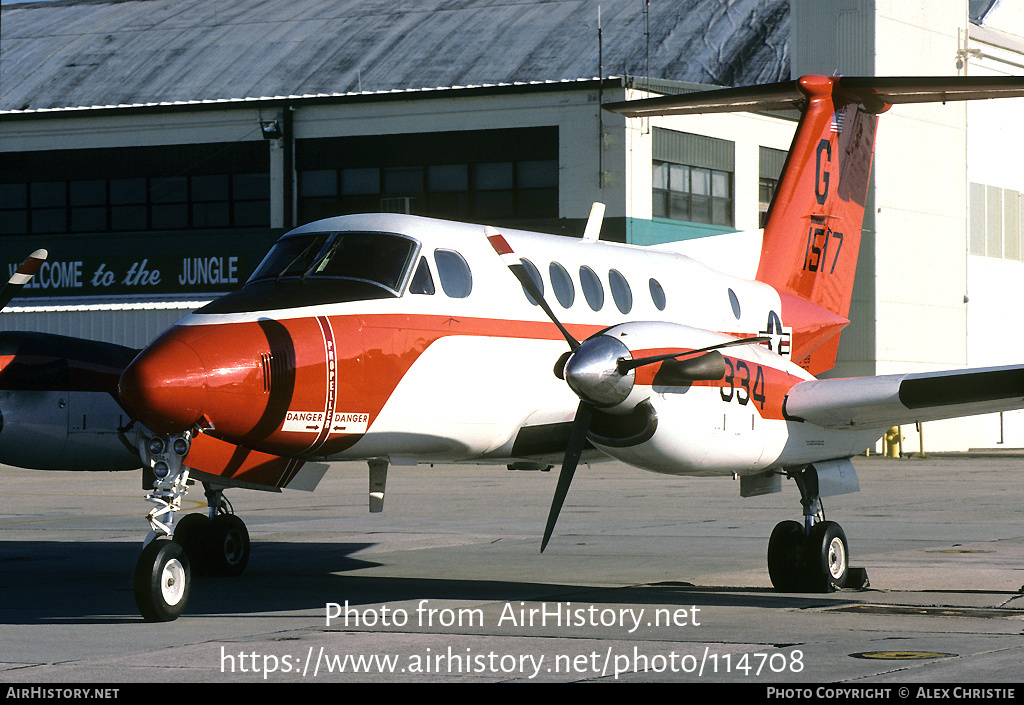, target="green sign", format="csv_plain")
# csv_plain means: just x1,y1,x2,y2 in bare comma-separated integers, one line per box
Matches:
4,229,282,300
